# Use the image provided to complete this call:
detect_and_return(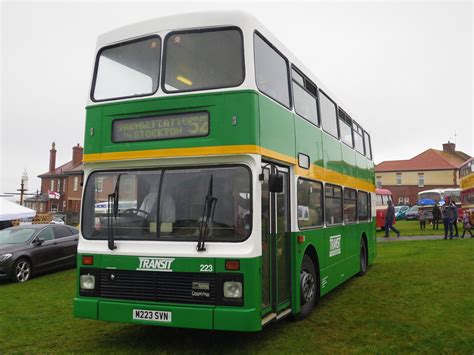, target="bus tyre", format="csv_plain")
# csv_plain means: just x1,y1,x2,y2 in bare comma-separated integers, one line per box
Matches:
295,254,318,320
358,239,368,276
12,258,31,283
